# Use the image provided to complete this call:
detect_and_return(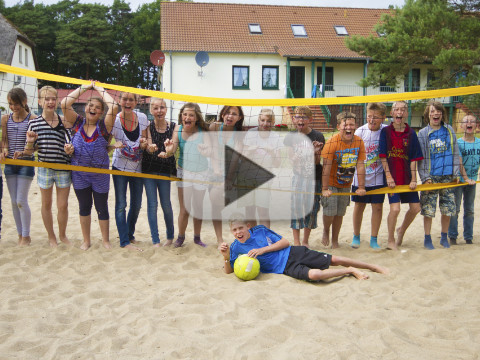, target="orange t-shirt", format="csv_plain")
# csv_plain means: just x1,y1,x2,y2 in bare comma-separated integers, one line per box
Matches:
321,133,366,188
